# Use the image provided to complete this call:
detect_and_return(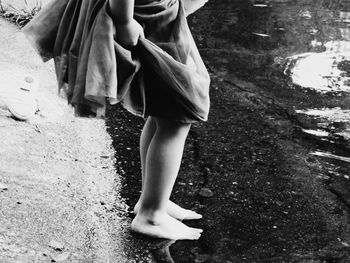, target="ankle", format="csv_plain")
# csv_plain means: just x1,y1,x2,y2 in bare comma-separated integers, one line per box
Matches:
137,208,167,224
